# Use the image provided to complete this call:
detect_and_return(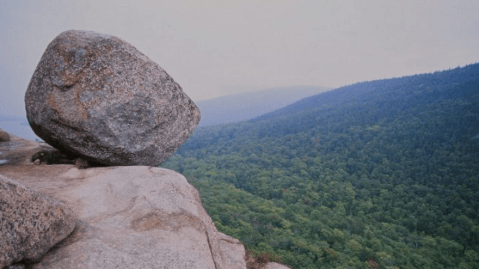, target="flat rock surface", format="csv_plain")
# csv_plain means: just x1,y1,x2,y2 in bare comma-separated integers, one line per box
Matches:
25,30,201,166
0,135,246,269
